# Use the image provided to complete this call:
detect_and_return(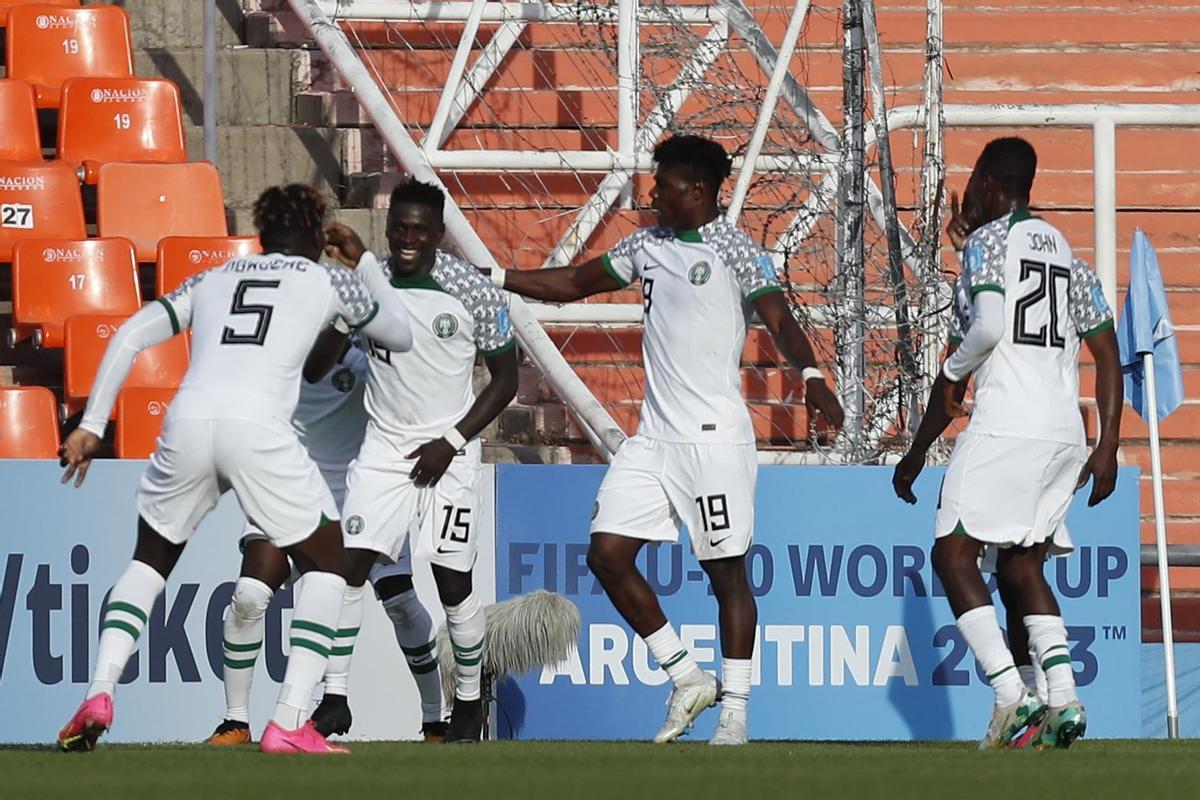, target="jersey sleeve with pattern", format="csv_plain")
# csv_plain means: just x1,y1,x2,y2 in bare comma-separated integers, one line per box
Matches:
719,229,783,301
601,228,659,287
1069,256,1115,337
325,265,378,329
156,271,207,333
961,218,1008,296
466,274,516,355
